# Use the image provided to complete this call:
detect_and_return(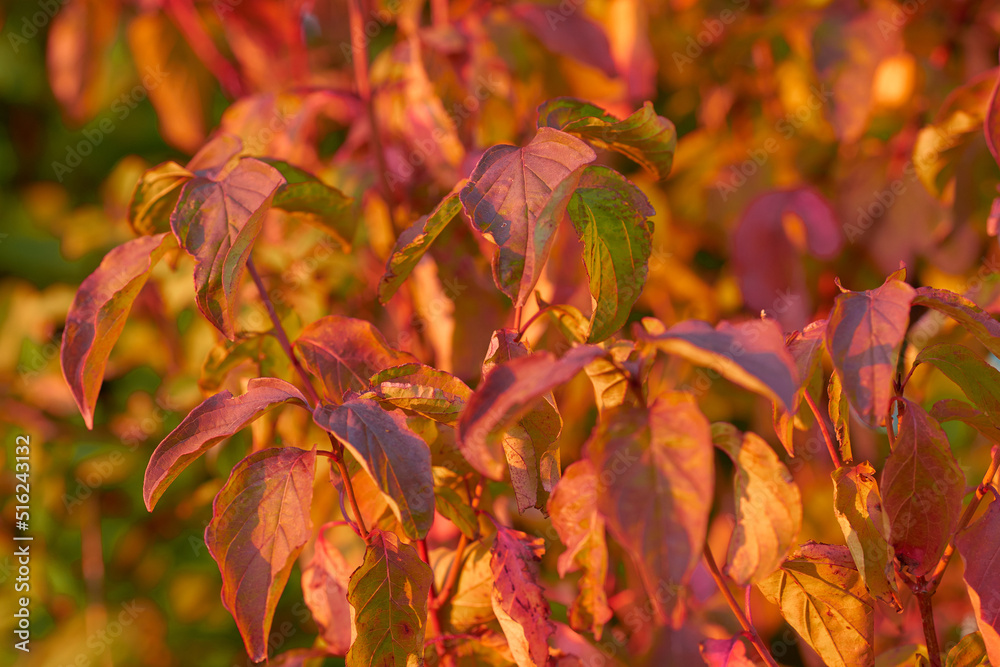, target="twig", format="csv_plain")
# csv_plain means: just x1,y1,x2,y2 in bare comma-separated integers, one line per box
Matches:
417,539,454,667
432,477,484,609
915,583,943,667
513,305,523,332
803,389,844,469
703,544,780,667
